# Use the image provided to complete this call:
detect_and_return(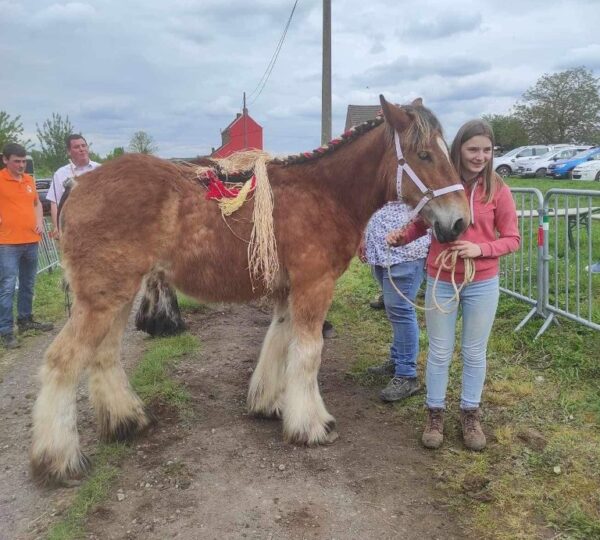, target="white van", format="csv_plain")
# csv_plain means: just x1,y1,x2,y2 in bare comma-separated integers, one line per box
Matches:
515,146,592,178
